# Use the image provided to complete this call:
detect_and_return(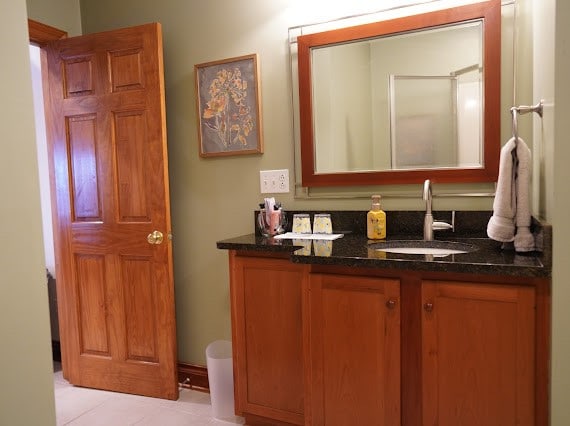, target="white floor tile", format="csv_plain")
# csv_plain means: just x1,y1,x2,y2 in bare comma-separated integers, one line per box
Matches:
53,368,245,426
134,407,214,425
54,386,116,425
158,388,213,416
65,394,158,426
